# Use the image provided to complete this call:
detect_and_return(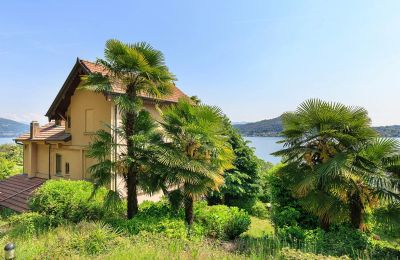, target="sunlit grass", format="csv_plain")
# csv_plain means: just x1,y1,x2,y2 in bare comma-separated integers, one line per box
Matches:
243,216,274,238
